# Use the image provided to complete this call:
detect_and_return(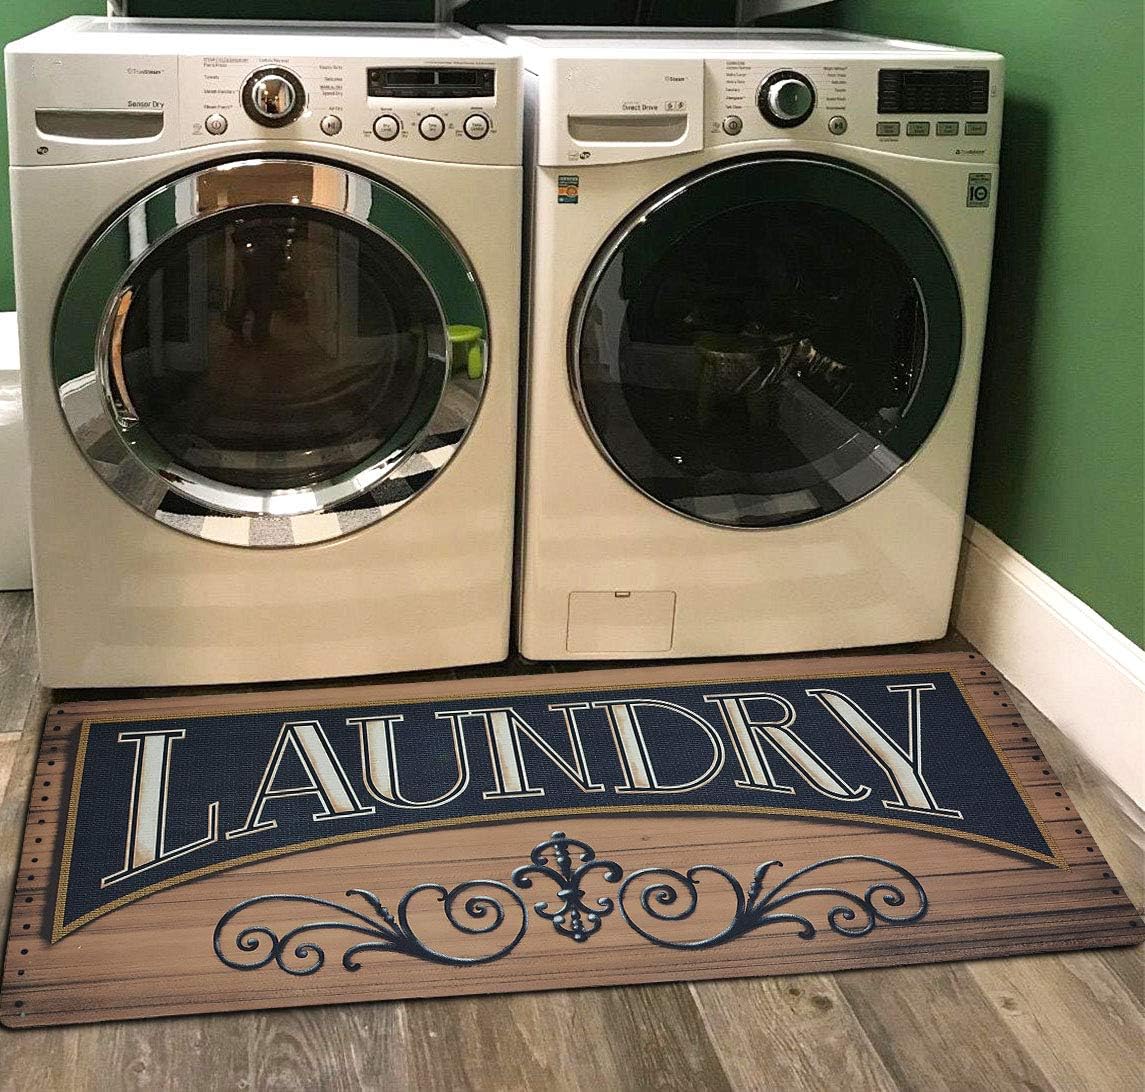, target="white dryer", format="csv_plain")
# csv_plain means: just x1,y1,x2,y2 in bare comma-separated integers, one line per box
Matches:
6,18,522,687
492,26,1003,662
